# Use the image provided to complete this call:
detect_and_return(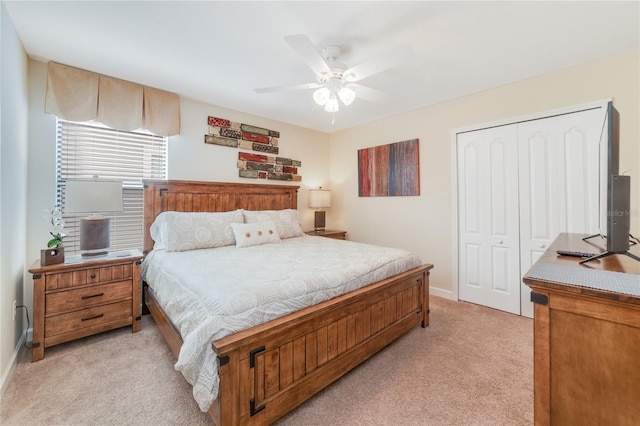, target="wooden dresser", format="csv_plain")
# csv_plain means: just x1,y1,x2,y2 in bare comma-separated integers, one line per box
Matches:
523,234,640,425
29,250,144,361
